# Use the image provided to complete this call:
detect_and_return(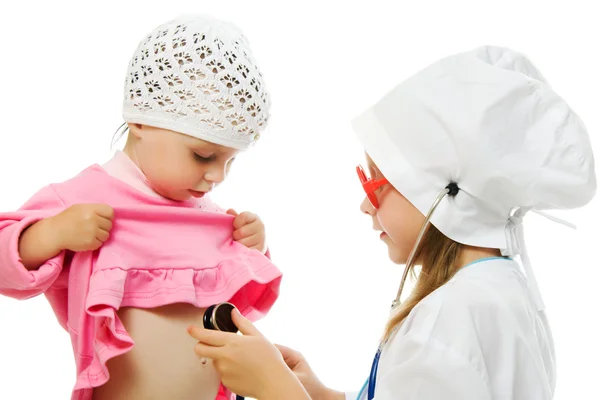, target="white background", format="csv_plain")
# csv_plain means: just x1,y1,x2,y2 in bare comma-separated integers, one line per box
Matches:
1,0,598,398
